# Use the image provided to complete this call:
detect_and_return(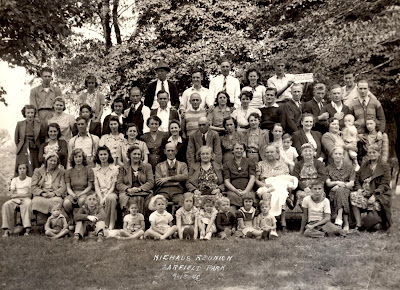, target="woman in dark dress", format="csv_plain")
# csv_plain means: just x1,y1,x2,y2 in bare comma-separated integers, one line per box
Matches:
39,123,68,168
160,119,188,162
